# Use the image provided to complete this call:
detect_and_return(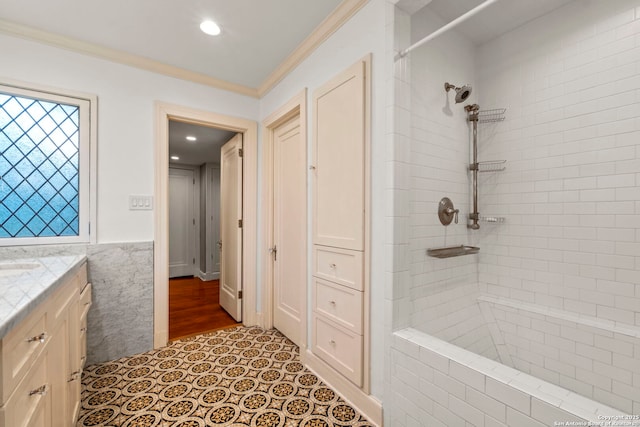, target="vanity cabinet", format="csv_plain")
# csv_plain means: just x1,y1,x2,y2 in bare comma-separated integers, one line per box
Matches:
311,57,370,389
0,262,90,427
